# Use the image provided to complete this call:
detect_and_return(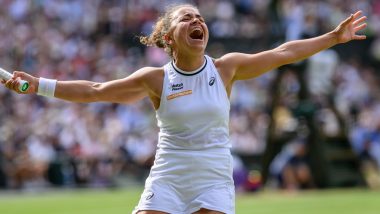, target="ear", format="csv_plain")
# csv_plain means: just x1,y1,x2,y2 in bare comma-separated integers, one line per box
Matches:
163,34,172,45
